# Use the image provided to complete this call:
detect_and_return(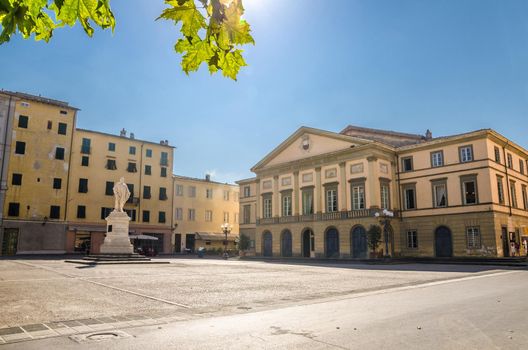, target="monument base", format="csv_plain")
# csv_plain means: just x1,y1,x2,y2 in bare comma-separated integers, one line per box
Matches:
99,210,134,255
